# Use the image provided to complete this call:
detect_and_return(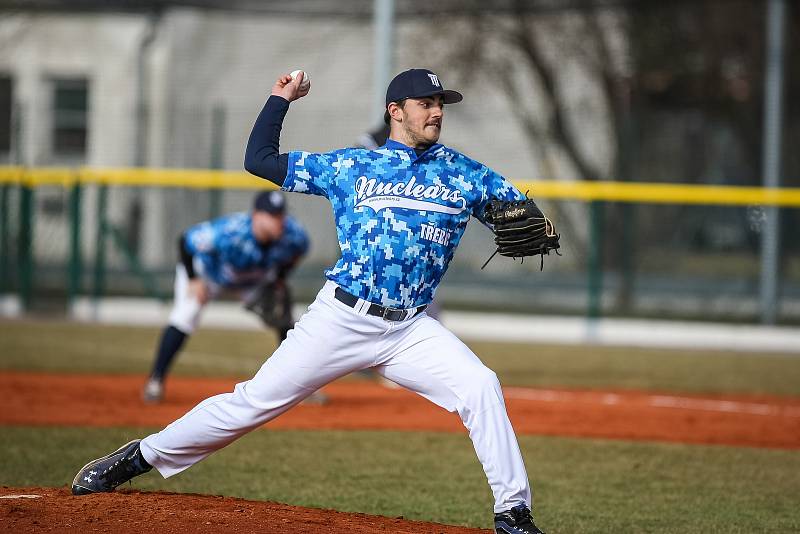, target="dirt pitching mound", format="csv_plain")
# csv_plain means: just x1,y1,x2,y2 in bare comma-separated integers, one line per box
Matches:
0,487,487,534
